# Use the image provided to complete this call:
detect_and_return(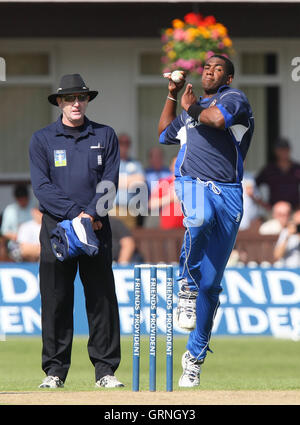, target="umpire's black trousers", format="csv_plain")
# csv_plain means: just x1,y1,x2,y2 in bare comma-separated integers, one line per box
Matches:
39,213,121,382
